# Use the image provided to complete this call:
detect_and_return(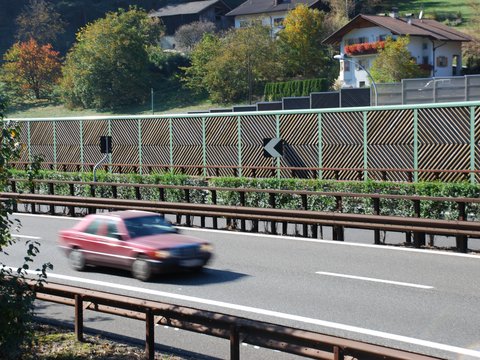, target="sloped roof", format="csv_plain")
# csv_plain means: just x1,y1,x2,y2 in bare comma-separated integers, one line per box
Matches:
323,14,472,44
150,0,228,17
226,0,321,17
